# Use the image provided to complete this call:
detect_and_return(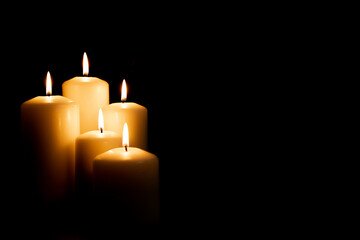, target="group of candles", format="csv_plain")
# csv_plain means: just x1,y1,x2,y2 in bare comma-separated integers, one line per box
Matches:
21,53,159,223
